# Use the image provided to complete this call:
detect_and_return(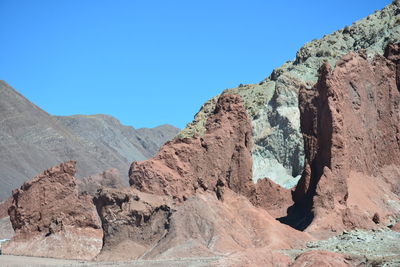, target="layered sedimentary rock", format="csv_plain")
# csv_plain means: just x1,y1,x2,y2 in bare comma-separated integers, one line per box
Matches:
177,2,400,188
95,94,311,261
3,161,103,260
286,43,400,236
